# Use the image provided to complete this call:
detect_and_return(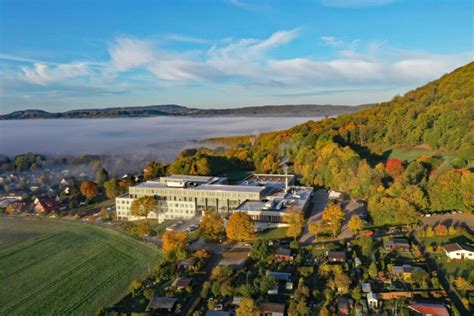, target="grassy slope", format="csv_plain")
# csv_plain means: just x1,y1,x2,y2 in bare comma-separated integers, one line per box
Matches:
0,219,161,315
